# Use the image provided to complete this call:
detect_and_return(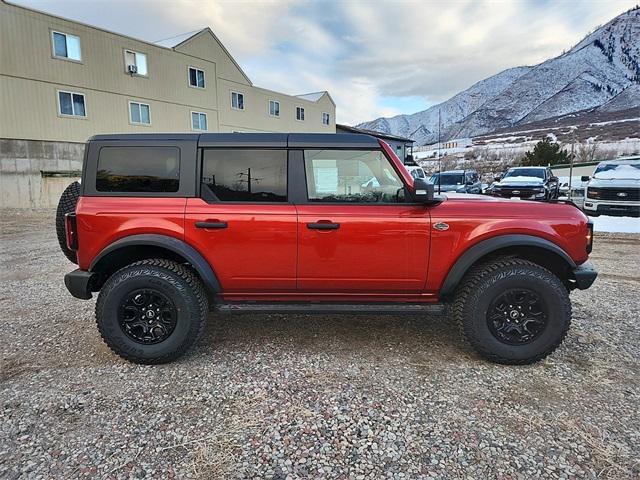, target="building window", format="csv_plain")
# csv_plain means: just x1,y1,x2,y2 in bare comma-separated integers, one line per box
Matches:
52,31,81,61
124,50,147,76
202,149,287,202
231,92,244,110
191,111,208,131
322,112,330,126
188,67,205,88
296,106,305,121
129,101,151,125
96,147,180,193
58,91,86,117
269,100,280,117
